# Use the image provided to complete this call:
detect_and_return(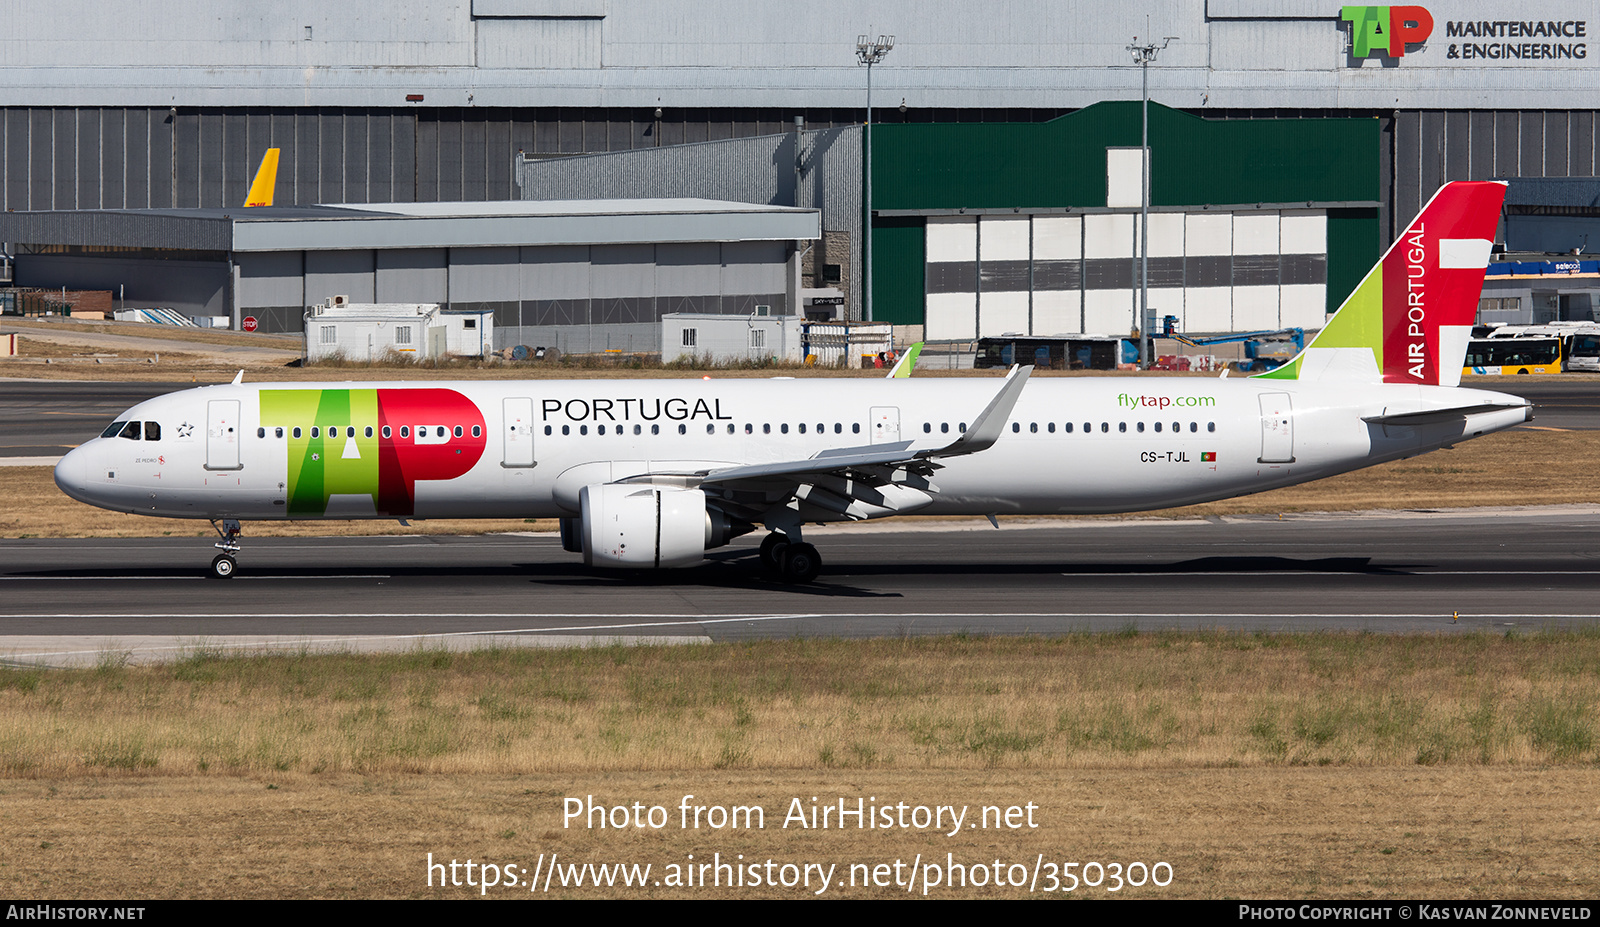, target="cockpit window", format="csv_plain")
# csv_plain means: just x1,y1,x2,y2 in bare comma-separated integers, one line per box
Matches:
102,420,127,438
144,421,161,441
118,421,142,441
